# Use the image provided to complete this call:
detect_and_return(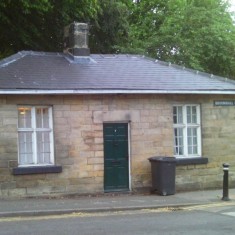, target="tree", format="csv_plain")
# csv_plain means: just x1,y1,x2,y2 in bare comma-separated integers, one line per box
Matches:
0,0,130,57
0,0,99,58
123,0,235,79
89,0,130,54
0,0,51,57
